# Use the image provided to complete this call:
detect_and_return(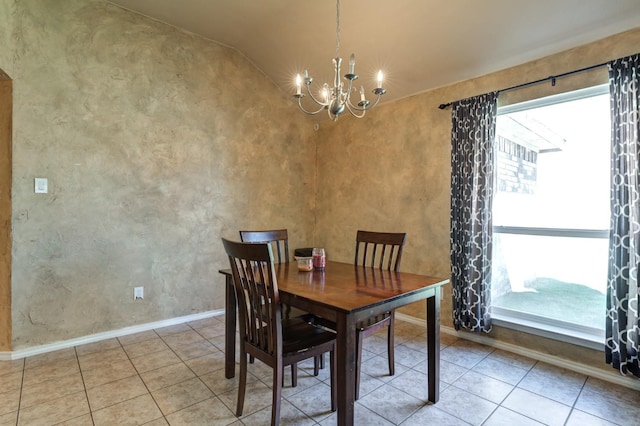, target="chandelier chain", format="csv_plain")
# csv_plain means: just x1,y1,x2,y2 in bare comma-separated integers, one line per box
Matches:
335,0,340,58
